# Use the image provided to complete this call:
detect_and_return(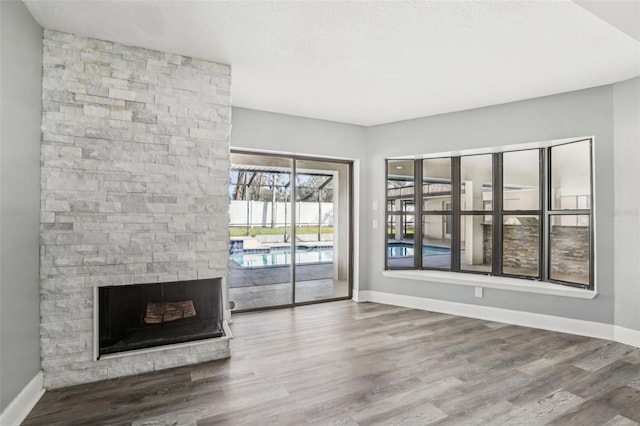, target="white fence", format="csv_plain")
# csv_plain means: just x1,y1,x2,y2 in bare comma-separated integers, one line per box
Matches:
229,200,334,227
